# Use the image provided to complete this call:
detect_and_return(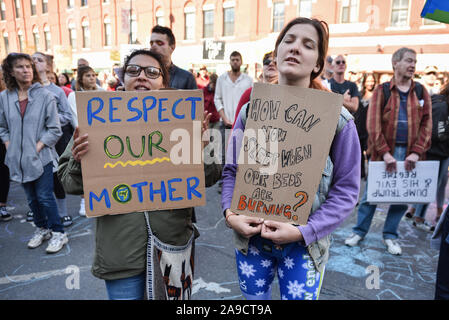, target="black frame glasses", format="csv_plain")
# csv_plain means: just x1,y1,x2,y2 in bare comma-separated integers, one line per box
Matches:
125,64,162,79
335,60,346,65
